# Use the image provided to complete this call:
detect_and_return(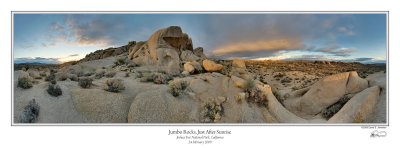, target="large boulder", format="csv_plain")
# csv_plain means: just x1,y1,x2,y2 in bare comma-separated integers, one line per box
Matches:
147,26,193,59
295,71,368,115
183,61,203,74
203,59,223,72
127,26,195,74
183,62,195,74
328,86,380,123
71,89,132,123
127,87,193,123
